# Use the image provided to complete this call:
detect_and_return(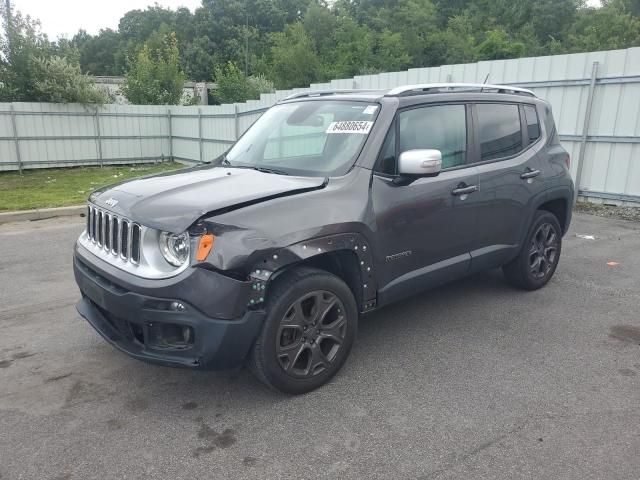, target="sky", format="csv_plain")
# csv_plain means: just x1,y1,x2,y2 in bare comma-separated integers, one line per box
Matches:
13,0,202,39
14,0,603,40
